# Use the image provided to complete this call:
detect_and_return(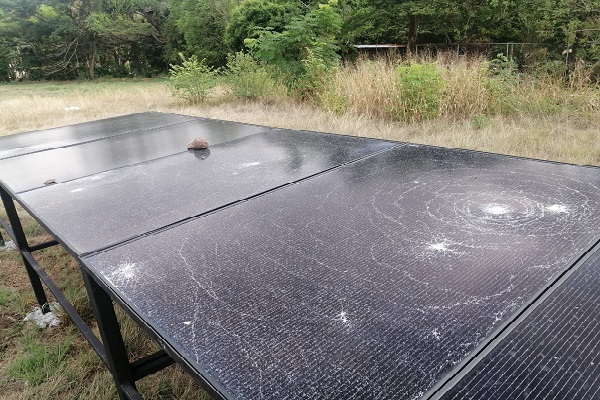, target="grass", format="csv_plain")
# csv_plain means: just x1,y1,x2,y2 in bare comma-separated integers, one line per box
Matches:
0,58,598,398
7,332,73,386
0,224,211,399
